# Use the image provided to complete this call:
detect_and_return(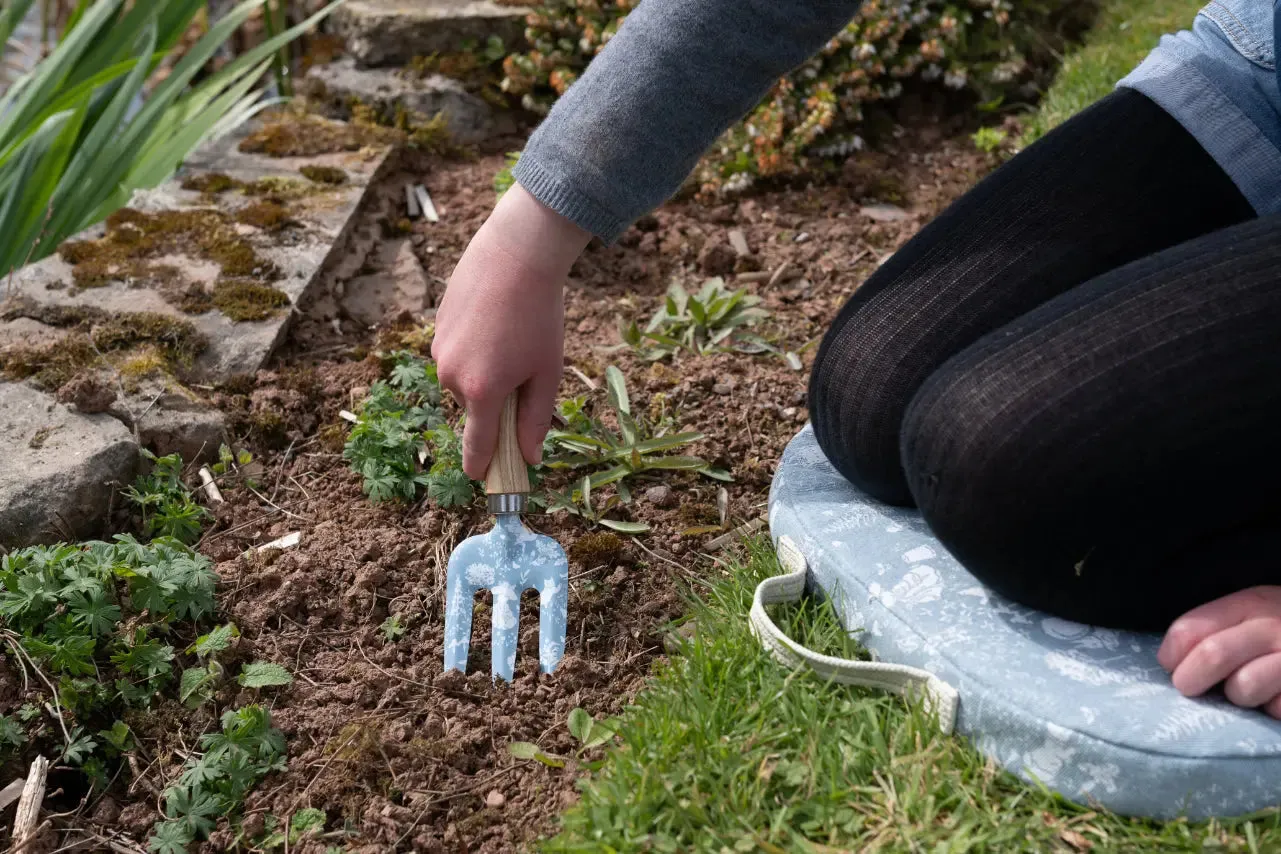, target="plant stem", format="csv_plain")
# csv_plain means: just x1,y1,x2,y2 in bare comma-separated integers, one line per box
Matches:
262,0,292,98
